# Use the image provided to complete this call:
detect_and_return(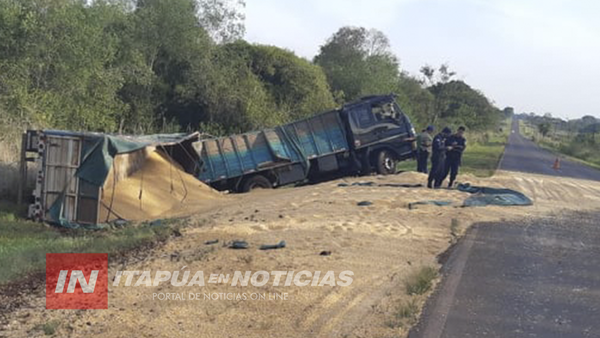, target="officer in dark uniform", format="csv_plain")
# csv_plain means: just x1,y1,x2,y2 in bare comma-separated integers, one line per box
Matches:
427,127,452,189
442,126,467,188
